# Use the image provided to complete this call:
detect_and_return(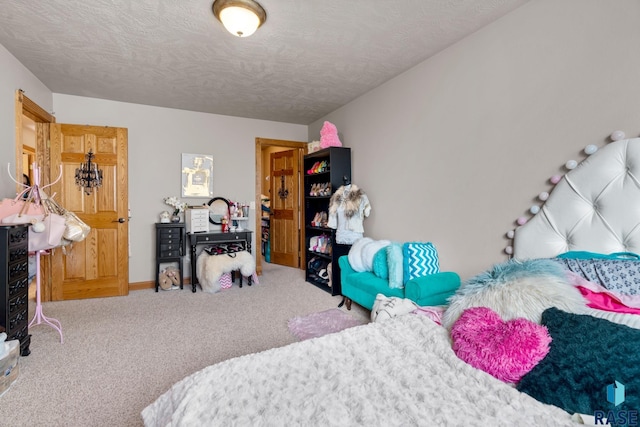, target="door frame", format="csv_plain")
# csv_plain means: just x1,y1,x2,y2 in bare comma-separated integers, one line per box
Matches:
14,90,55,301
255,138,307,276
